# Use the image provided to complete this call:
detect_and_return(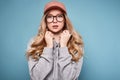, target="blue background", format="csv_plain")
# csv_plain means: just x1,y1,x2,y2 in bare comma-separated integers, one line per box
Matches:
0,0,120,80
